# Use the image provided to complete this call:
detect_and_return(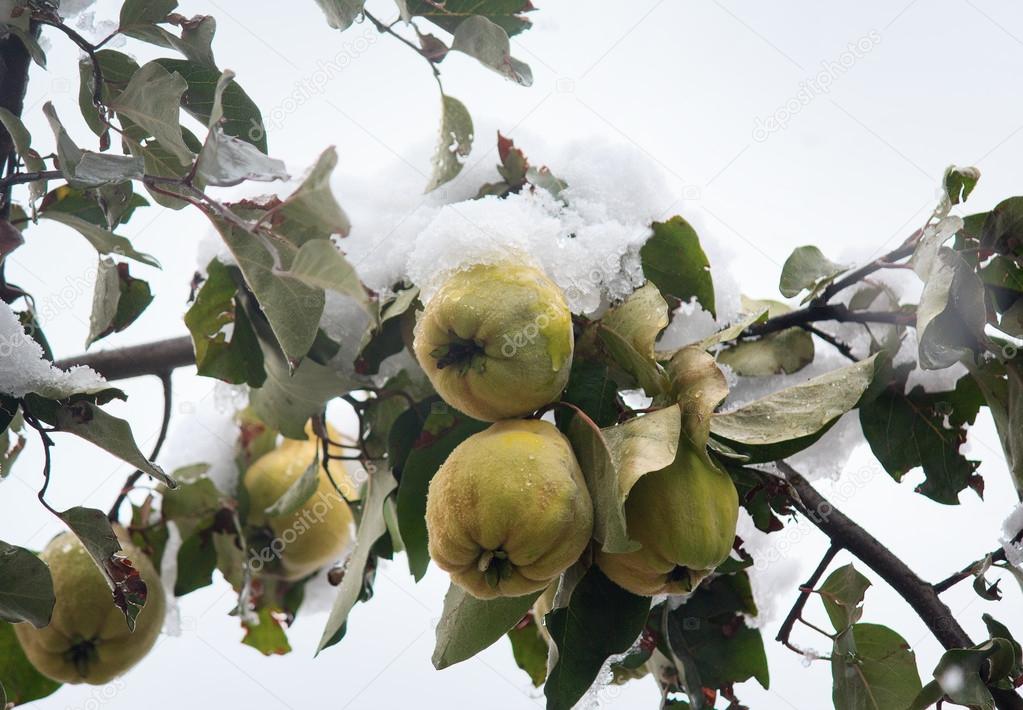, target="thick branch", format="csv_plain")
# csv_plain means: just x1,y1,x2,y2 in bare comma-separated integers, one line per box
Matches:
55,336,195,381
778,462,972,649
744,304,914,339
